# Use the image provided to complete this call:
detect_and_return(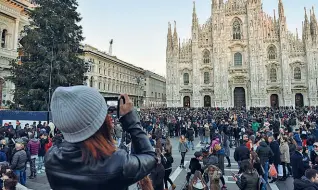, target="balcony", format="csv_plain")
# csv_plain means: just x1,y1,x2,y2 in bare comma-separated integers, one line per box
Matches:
291,79,306,84
266,80,281,85
0,48,18,59
228,65,248,74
